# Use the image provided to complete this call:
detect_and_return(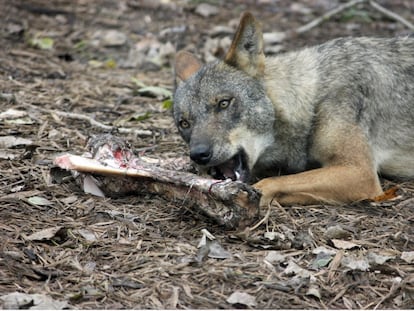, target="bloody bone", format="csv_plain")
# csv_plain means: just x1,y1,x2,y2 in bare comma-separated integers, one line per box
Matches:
54,134,260,229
